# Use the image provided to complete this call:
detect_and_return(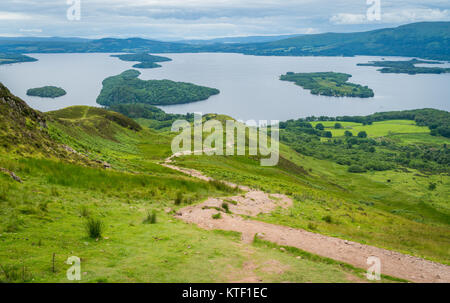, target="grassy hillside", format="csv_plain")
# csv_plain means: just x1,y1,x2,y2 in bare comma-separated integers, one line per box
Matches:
1,86,380,283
